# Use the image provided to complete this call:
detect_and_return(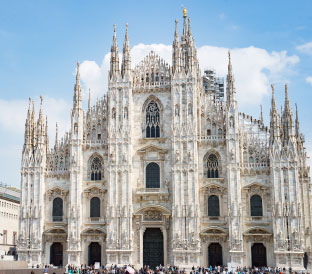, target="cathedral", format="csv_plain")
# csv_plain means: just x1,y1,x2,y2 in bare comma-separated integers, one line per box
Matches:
17,9,312,271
